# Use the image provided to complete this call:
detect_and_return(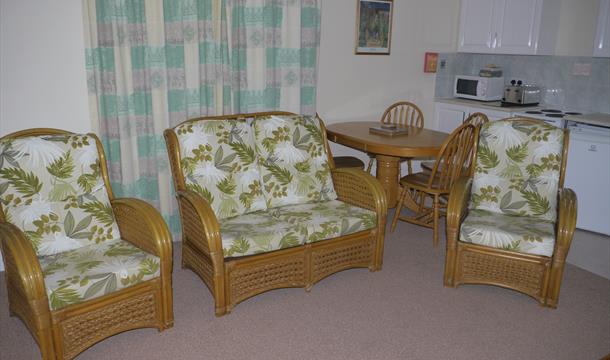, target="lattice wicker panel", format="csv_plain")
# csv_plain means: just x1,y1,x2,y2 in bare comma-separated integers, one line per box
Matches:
181,202,211,254
332,172,377,212
183,241,215,290
459,249,546,297
229,255,305,304
311,236,373,283
60,291,158,359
